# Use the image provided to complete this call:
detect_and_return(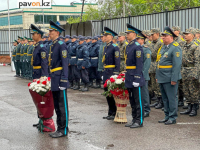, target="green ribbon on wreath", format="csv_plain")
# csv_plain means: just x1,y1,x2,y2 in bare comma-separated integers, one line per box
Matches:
38,118,53,134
